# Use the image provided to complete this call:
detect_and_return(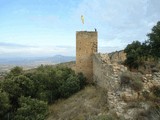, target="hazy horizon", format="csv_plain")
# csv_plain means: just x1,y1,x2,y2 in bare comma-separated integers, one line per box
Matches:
0,0,160,57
